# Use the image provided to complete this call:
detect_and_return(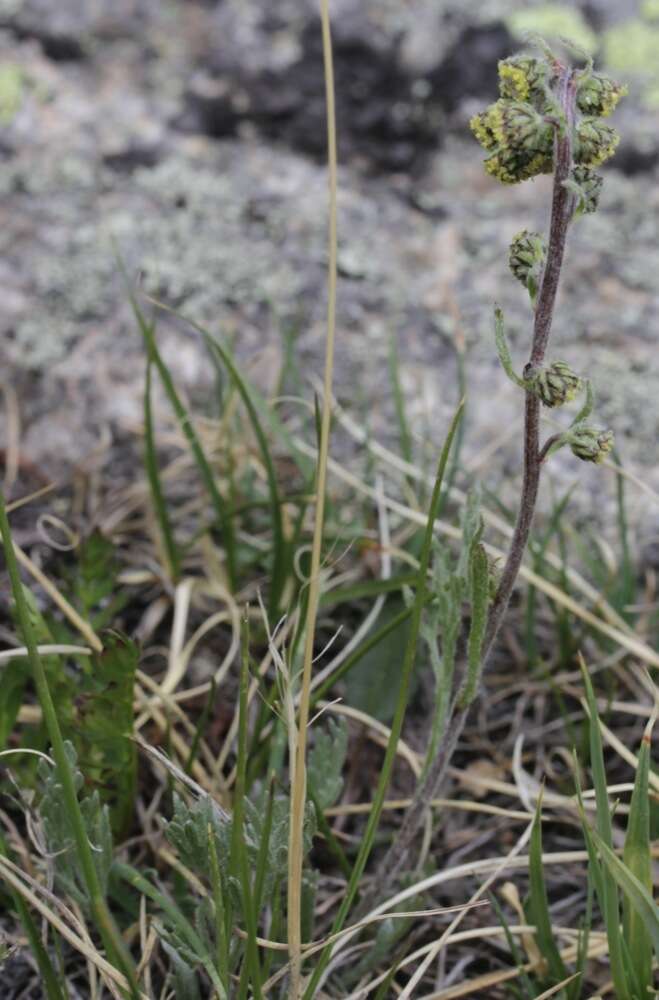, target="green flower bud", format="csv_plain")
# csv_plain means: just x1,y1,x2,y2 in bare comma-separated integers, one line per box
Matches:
471,99,554,184
570,165,603,214
569,426,614,463
484,147,553,185
577,72,627,117
498,55,548,105
575,117,620,168
489,100,554,155
531,361,583,408
469,109,498,152
509,230,546,298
